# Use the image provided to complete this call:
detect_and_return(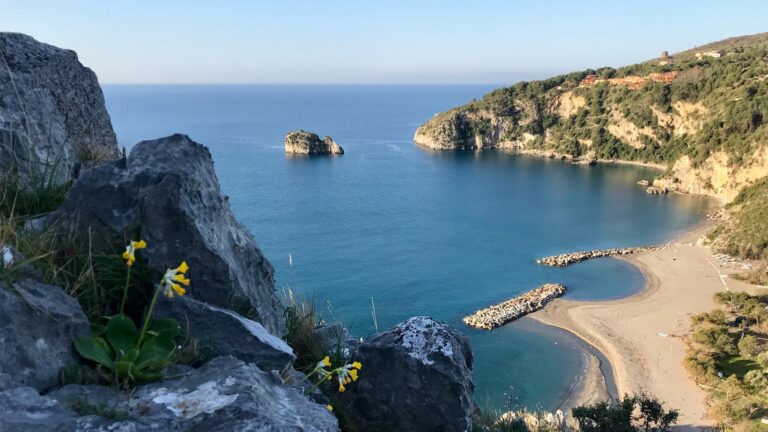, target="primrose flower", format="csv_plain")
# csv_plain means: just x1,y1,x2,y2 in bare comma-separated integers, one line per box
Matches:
326,405,333,412
122,240,147,266
161,261,190,298
334,360,362,393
